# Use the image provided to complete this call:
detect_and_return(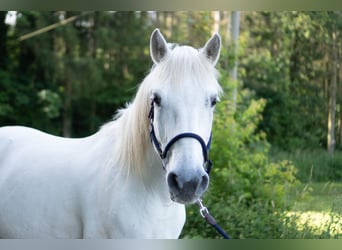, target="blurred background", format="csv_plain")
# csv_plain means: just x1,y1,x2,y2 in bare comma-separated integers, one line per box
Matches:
0,11,341,238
